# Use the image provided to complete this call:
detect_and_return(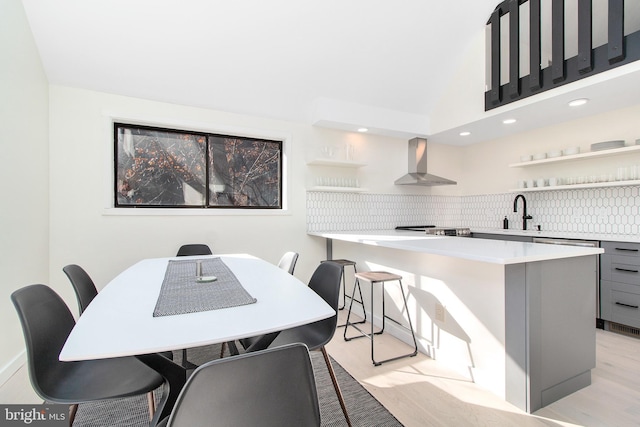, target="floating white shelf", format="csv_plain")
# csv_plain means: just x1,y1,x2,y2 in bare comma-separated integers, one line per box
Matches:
509,145,640,168
509,180,640,192
306,159,367,168
308,186,368,193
